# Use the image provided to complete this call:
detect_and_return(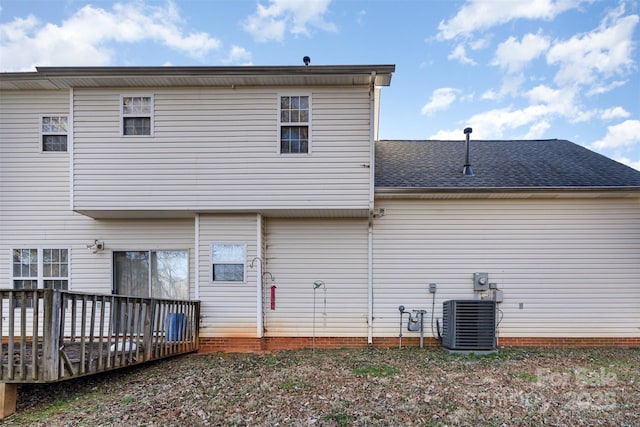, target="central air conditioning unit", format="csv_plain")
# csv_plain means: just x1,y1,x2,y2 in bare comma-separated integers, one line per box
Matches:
442,300,496,351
